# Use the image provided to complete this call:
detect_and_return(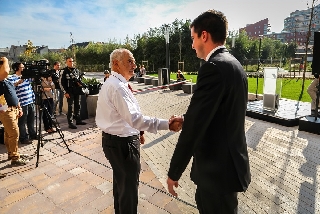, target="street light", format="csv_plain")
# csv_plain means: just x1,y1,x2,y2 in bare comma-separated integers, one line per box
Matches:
164,26,170,72
255,35,263,101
